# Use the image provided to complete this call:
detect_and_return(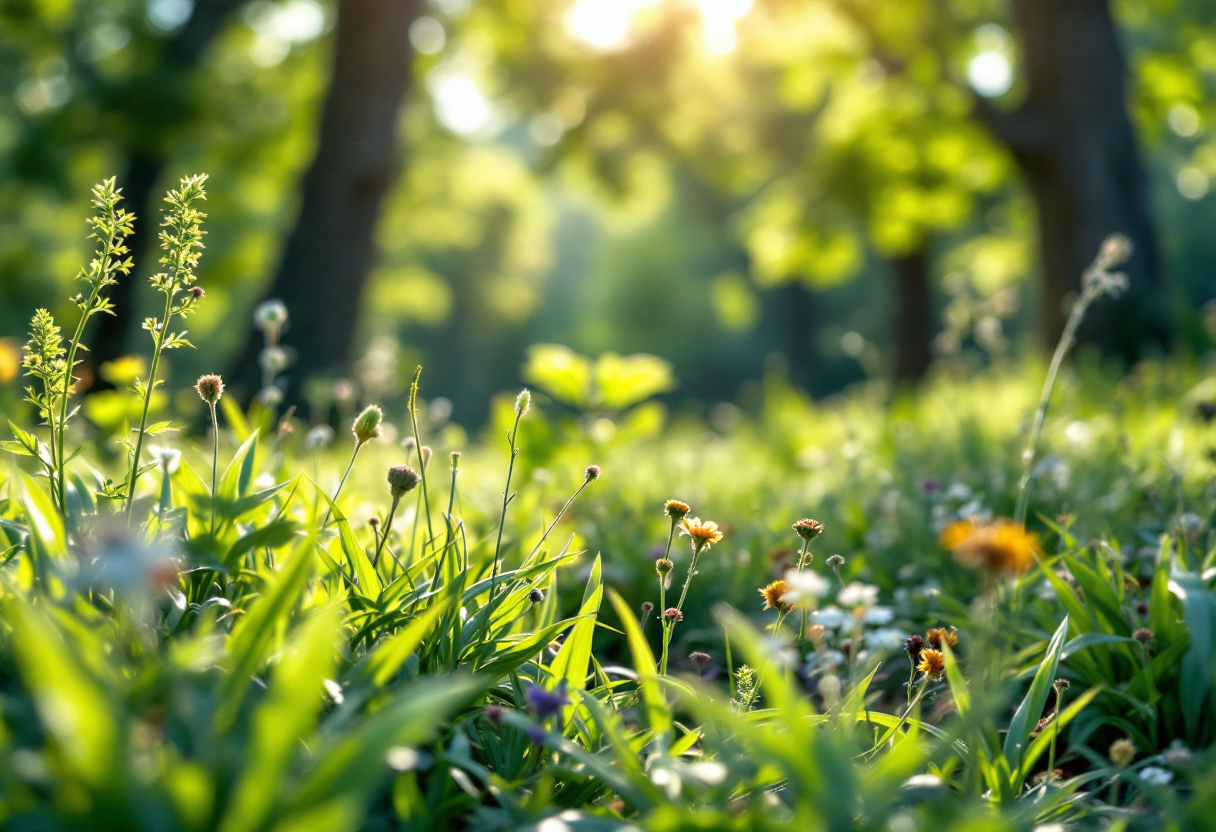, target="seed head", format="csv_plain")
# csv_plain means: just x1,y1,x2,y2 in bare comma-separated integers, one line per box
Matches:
450,450,461,470
254,299,289,329
353,405,383,445
904,634,924,660
663,607,683,623
584,464,600,483
793,519,824,541
1133,627,1154,645
528,588,545,604
689,651,711,664
640,601,654,614
1053,678,1070,692
195,374,224,405
191,286,205,299
655,558,674,577
1109,738,1135,768
515,388,530,417
826,554,845,568
387,464,421,499
664,499,691,520
368,517,380,528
